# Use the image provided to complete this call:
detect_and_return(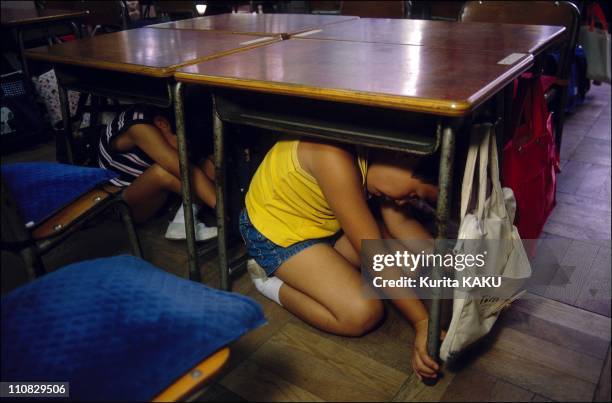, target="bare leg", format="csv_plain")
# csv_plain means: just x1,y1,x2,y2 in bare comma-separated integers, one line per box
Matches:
202,155,215,182
122,163,180,223
379,201,433,243
274,243,384,337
